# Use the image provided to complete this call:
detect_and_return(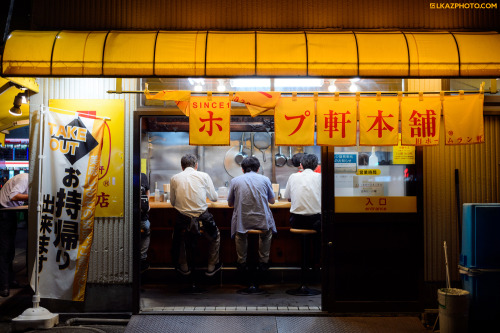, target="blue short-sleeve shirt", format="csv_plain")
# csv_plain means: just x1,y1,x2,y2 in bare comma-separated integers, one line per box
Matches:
227,171,276,238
